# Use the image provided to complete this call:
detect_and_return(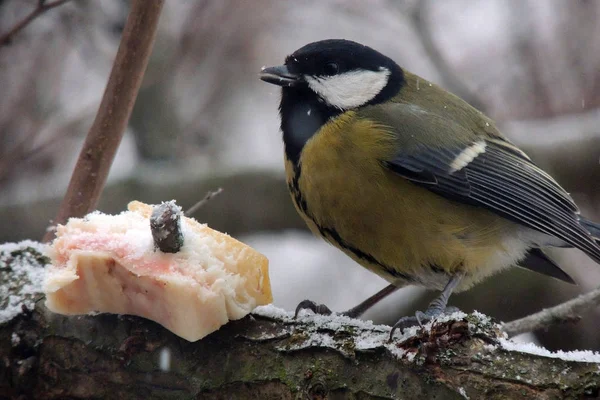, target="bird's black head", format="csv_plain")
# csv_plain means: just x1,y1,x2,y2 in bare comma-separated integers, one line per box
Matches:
260,39,404,165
